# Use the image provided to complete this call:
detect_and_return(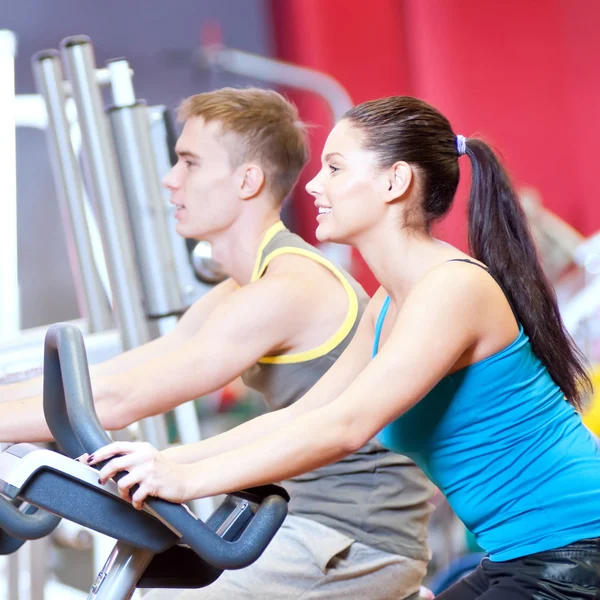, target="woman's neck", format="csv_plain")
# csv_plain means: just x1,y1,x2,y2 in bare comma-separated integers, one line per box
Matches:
354,225,461,303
